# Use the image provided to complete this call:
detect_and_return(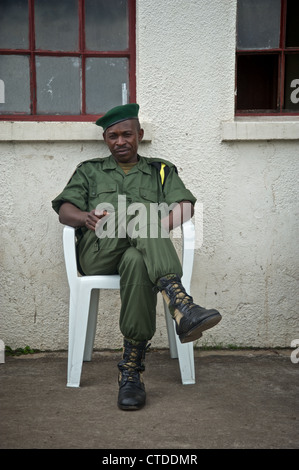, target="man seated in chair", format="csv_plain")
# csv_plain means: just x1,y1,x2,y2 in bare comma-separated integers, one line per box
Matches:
52,104,221,411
